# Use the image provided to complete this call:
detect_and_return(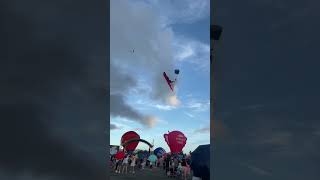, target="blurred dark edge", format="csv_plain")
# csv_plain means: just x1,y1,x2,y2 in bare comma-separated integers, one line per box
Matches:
210,1,215,180
107,0,111,178
0,0,110,179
